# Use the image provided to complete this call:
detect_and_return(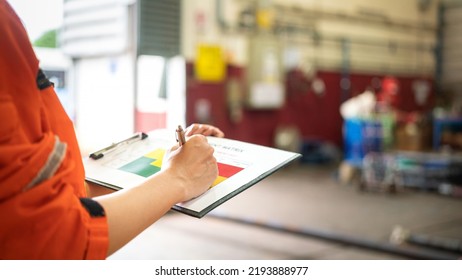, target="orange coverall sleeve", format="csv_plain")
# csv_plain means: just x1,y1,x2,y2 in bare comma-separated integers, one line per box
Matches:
0,0,108,259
